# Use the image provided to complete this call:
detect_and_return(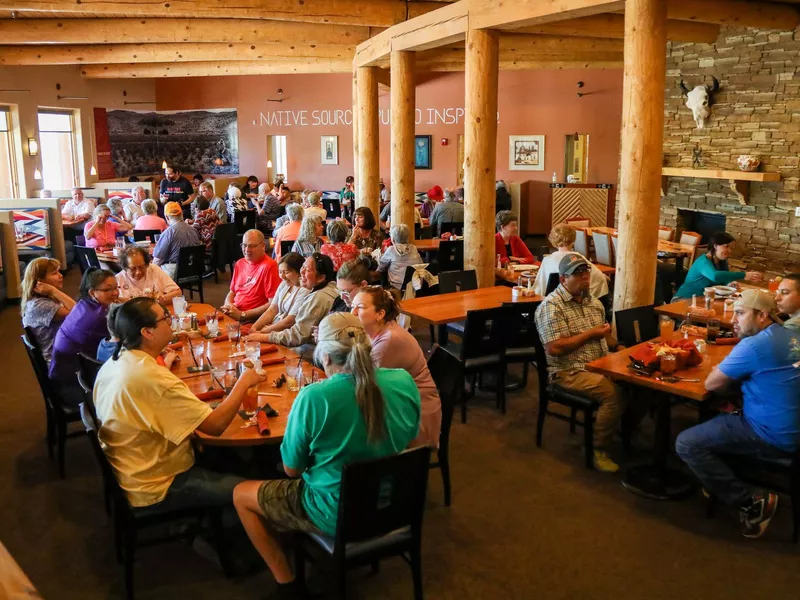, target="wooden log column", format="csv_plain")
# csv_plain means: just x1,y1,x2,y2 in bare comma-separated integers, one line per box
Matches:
614,0,668,313
390,50,416,237
356,65,380,218
352,70,359,186
463,29,499,288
